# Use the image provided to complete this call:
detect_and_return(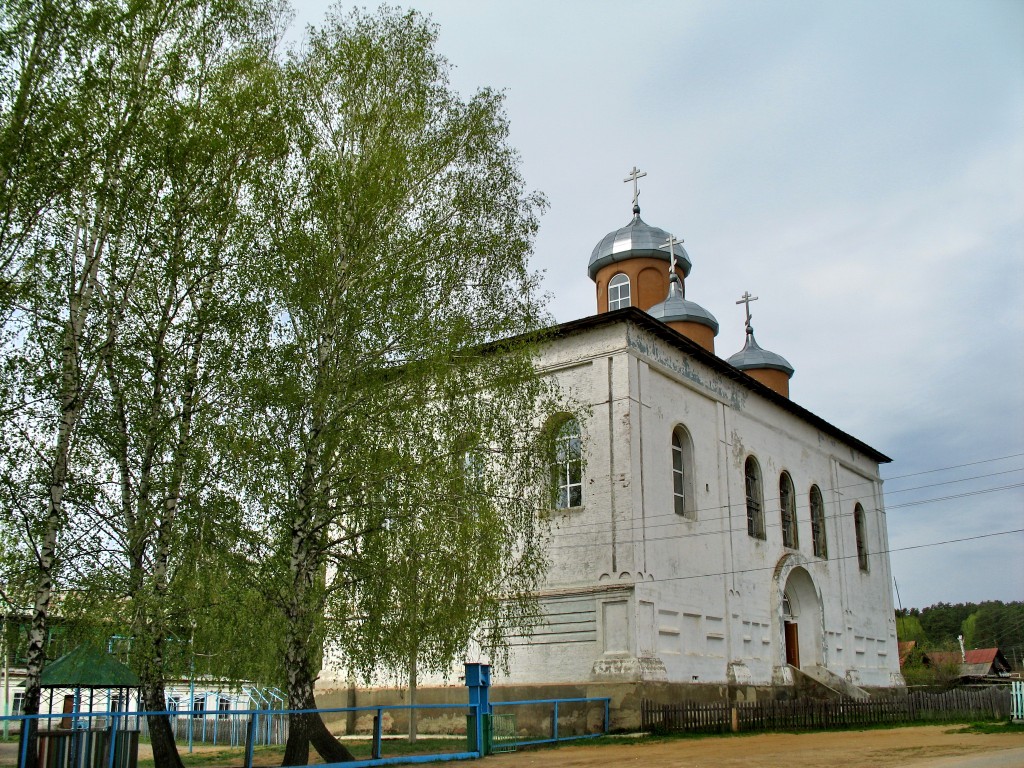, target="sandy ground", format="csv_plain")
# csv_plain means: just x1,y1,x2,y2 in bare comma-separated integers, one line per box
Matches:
486,725,1024,768
3,724,1024,767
